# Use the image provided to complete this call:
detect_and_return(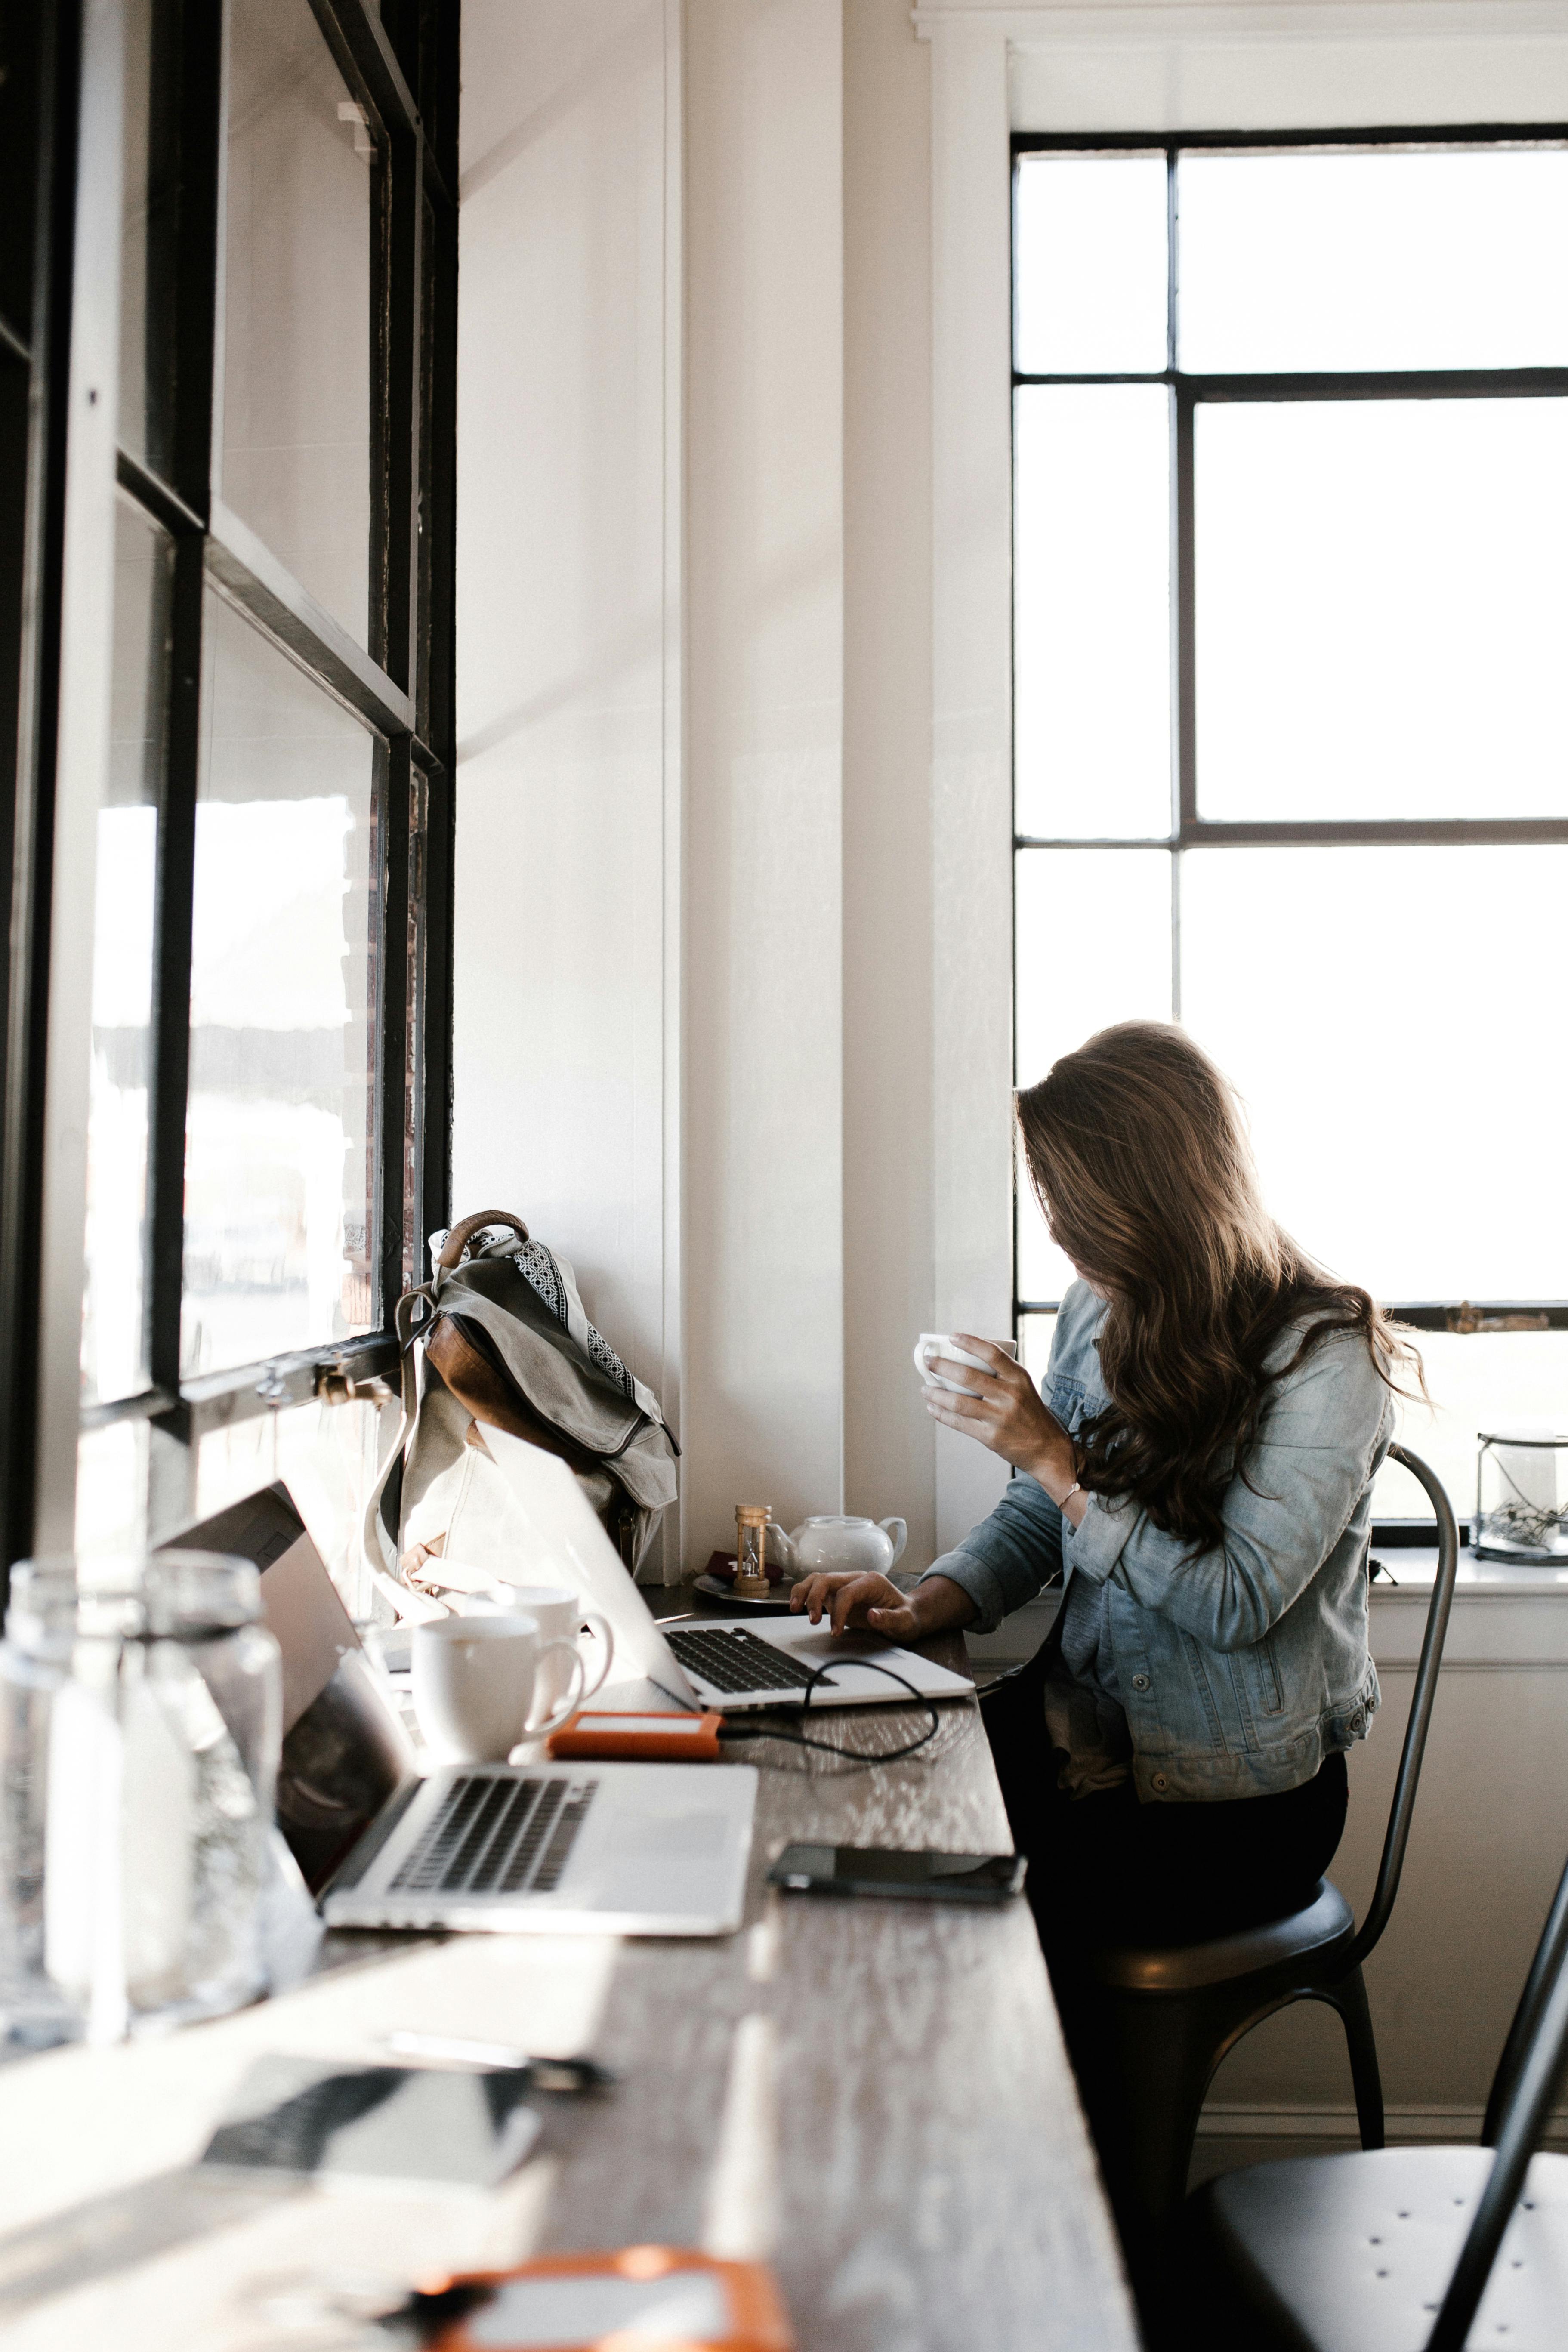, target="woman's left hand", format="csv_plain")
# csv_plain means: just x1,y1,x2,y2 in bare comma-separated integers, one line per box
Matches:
922,1338,1080,1506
